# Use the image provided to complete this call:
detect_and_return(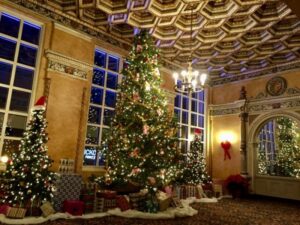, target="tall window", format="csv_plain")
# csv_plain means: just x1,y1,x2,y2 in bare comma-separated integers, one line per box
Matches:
174,81,206,153
258,121,276,162
0,12,41,157
83,49,122,167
